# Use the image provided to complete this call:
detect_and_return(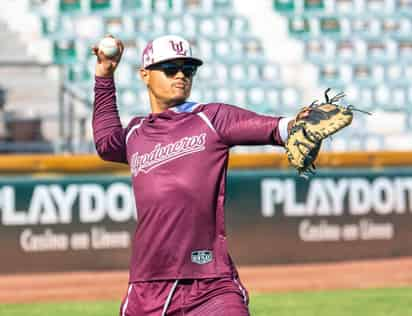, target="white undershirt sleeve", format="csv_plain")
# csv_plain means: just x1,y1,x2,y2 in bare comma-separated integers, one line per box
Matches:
278,117,294,143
